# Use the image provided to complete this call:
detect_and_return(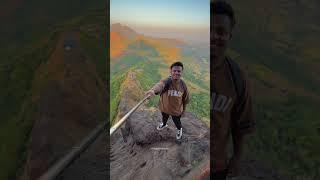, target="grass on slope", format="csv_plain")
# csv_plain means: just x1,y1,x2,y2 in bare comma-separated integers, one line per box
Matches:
110,71,127,125
1,0,105,49
230,46,320,179
111,54,149,75
0,31,58,179
247,94,320,179
0,9,106,179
